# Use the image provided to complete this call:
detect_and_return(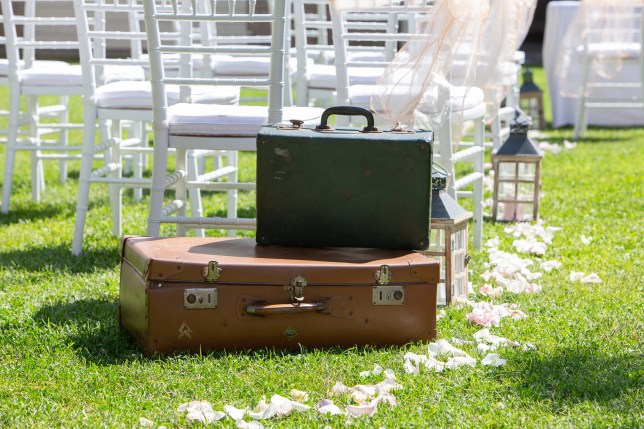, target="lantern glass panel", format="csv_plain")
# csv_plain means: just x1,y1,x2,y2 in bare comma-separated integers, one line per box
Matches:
516,203,534,221
518,162,536,180
518,182,535,201
499,182,517,199
498,161,517,180
428,227,446,253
